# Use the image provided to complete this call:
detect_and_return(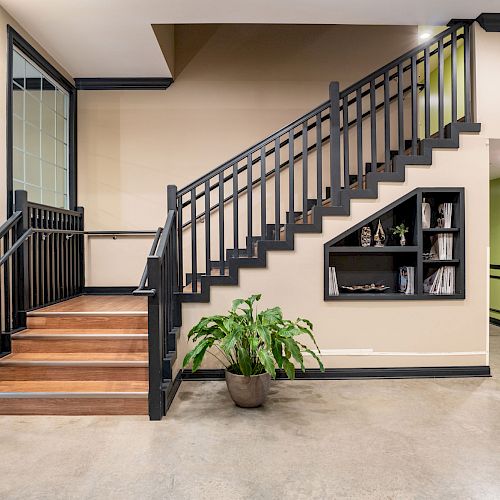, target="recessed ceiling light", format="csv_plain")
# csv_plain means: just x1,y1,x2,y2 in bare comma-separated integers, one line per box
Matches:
419,32,432,41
